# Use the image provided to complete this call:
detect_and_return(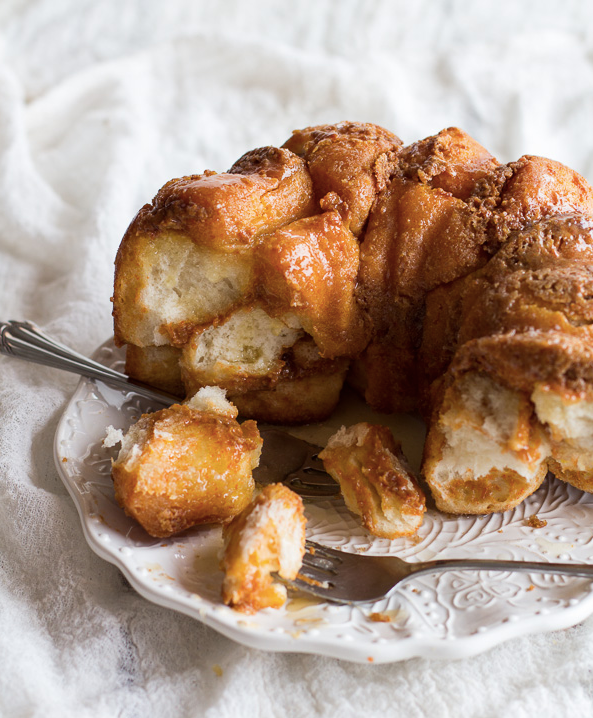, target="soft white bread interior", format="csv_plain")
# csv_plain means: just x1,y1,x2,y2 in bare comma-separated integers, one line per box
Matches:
423,372,550,514
221,483,306,613
185,385,238,418
115,232,253,348
180,307,303,393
